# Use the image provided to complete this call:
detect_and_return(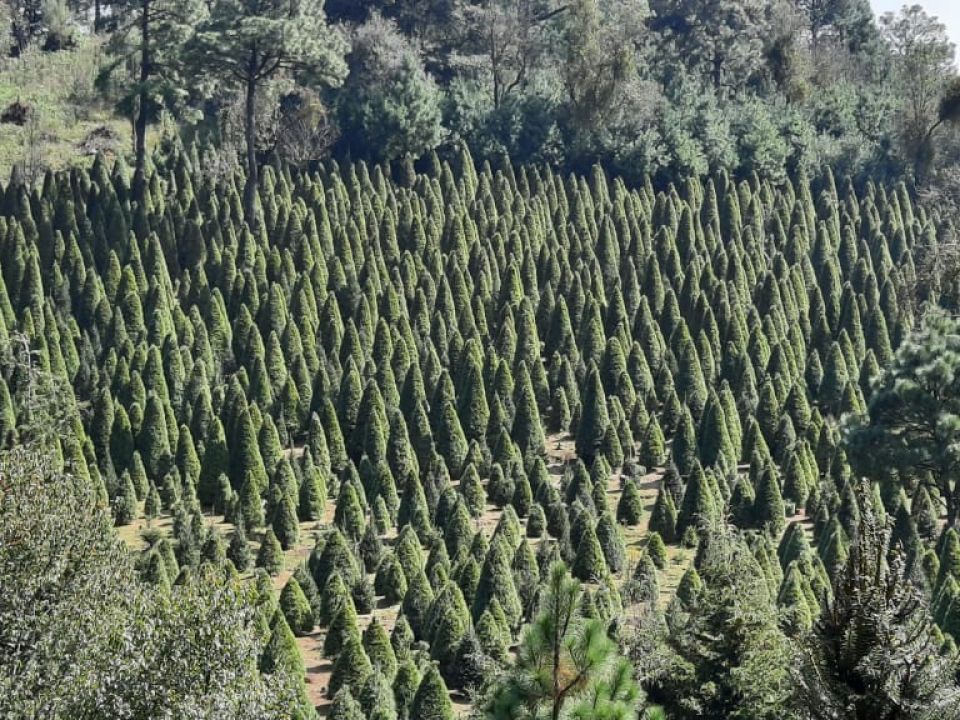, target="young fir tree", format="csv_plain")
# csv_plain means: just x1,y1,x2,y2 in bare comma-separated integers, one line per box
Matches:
410,663,454,720
428,581,471,674
647,531,667,569
279,576,314,635
649,485,678,543
256,527,284,576
572,521,608,583
753,466,787,537
328,634,373,699
575,366,609,464
270,489,300,550
595,512,626,574
362,616,398,681
617,476,644,526
676,462,717,537
113,474,138,526
329,687,365,720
